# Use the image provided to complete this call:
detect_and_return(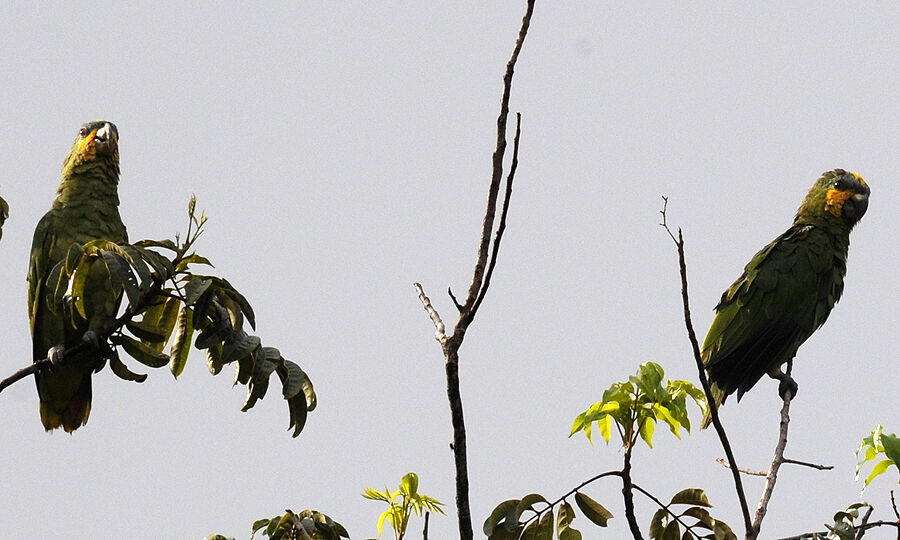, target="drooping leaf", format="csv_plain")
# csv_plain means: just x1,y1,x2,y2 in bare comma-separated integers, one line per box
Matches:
574,492,612,526
125,320,167,343
484,500,520,536
669,488,711,507
169,305,194,378
223,333,261,364
881,432,900,469
111,334,170,368
109,350,147,383
661,519,680,540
